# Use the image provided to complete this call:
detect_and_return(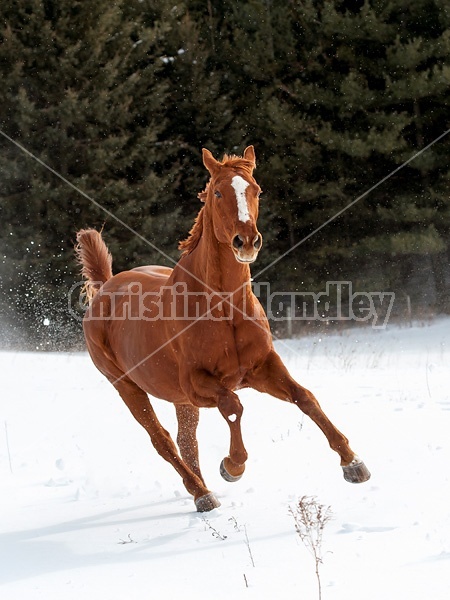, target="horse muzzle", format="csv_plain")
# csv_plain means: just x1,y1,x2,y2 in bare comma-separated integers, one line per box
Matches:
232,233,262,263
